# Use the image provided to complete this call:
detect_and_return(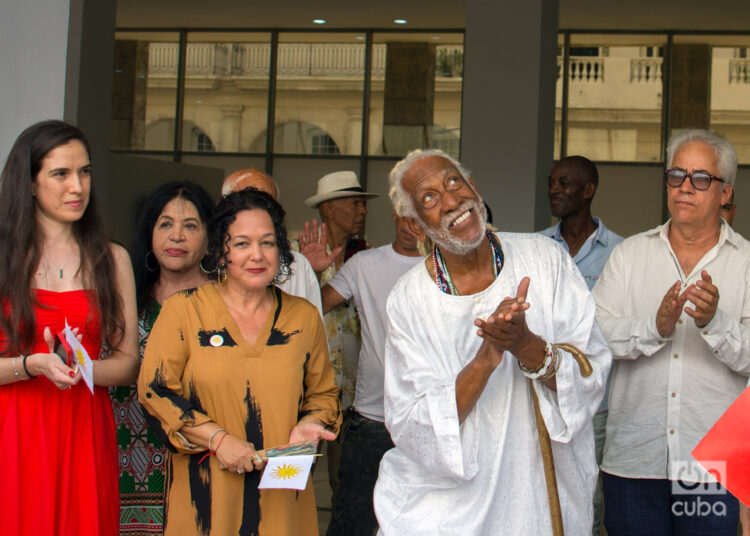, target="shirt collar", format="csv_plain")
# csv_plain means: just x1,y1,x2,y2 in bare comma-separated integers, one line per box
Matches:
553,217,608,246
656,218,742,249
